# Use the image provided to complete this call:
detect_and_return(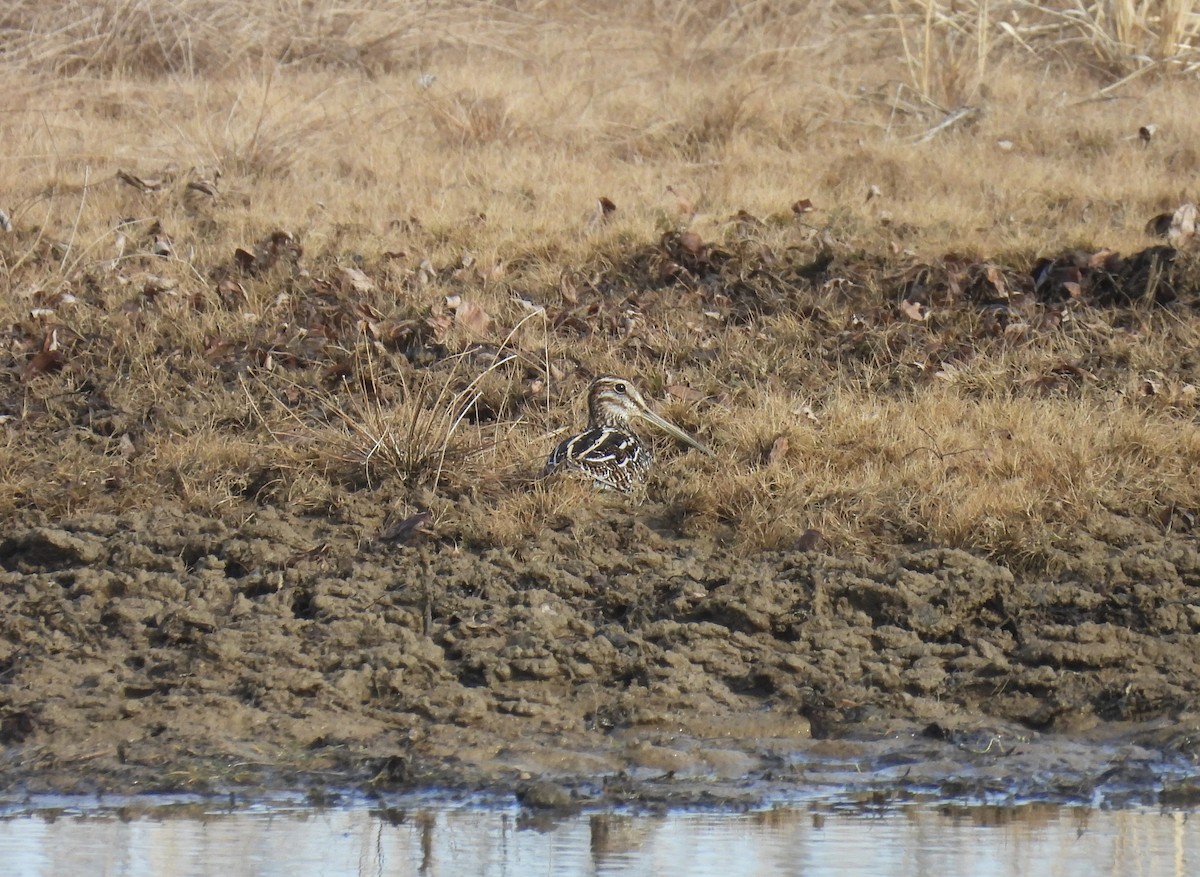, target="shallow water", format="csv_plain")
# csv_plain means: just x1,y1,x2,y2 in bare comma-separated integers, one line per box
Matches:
0,796,1196,877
